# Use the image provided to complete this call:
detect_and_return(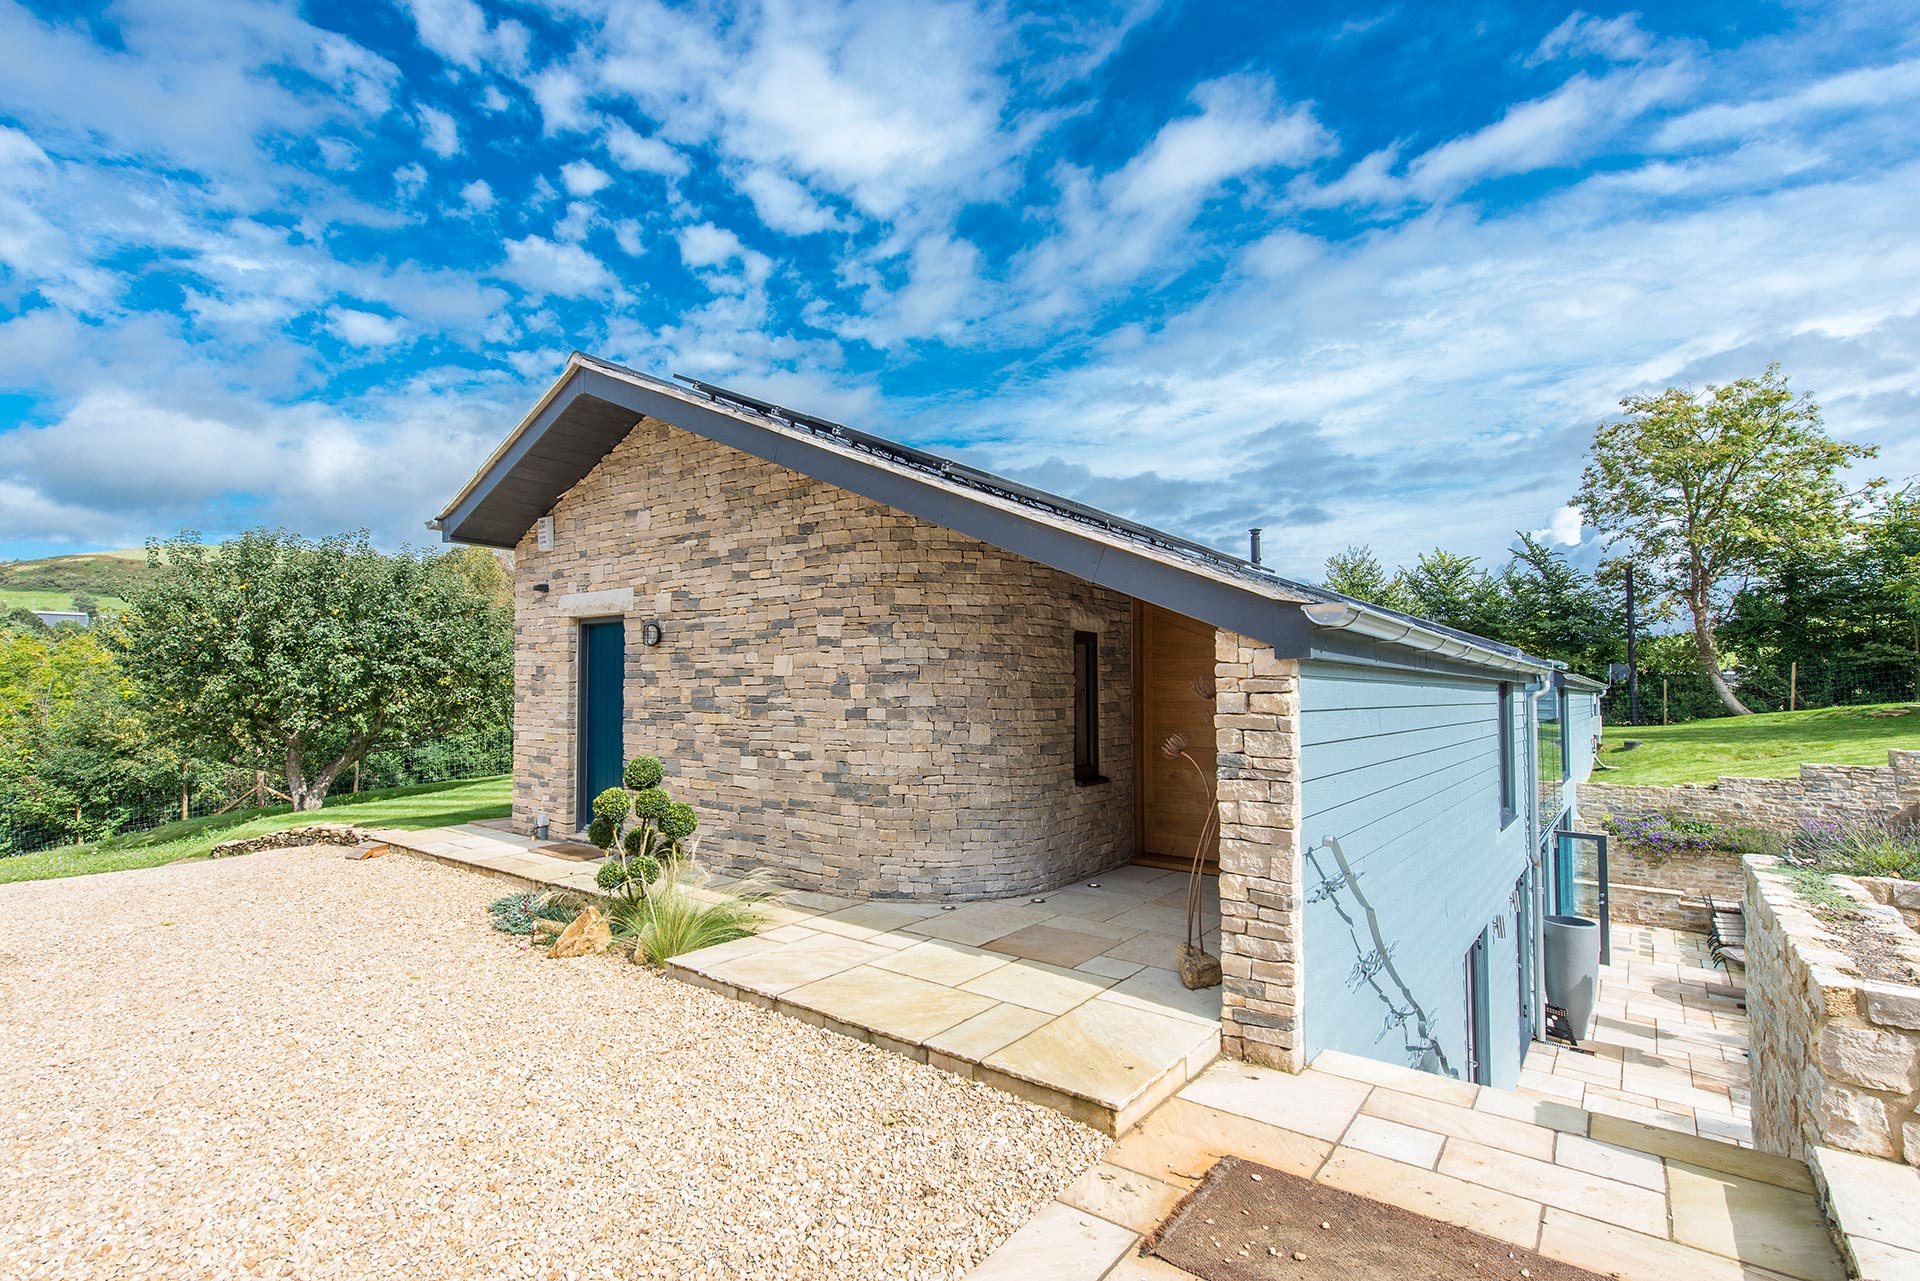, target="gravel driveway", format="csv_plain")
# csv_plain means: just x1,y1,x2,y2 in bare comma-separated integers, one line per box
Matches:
0,847,1105,1280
